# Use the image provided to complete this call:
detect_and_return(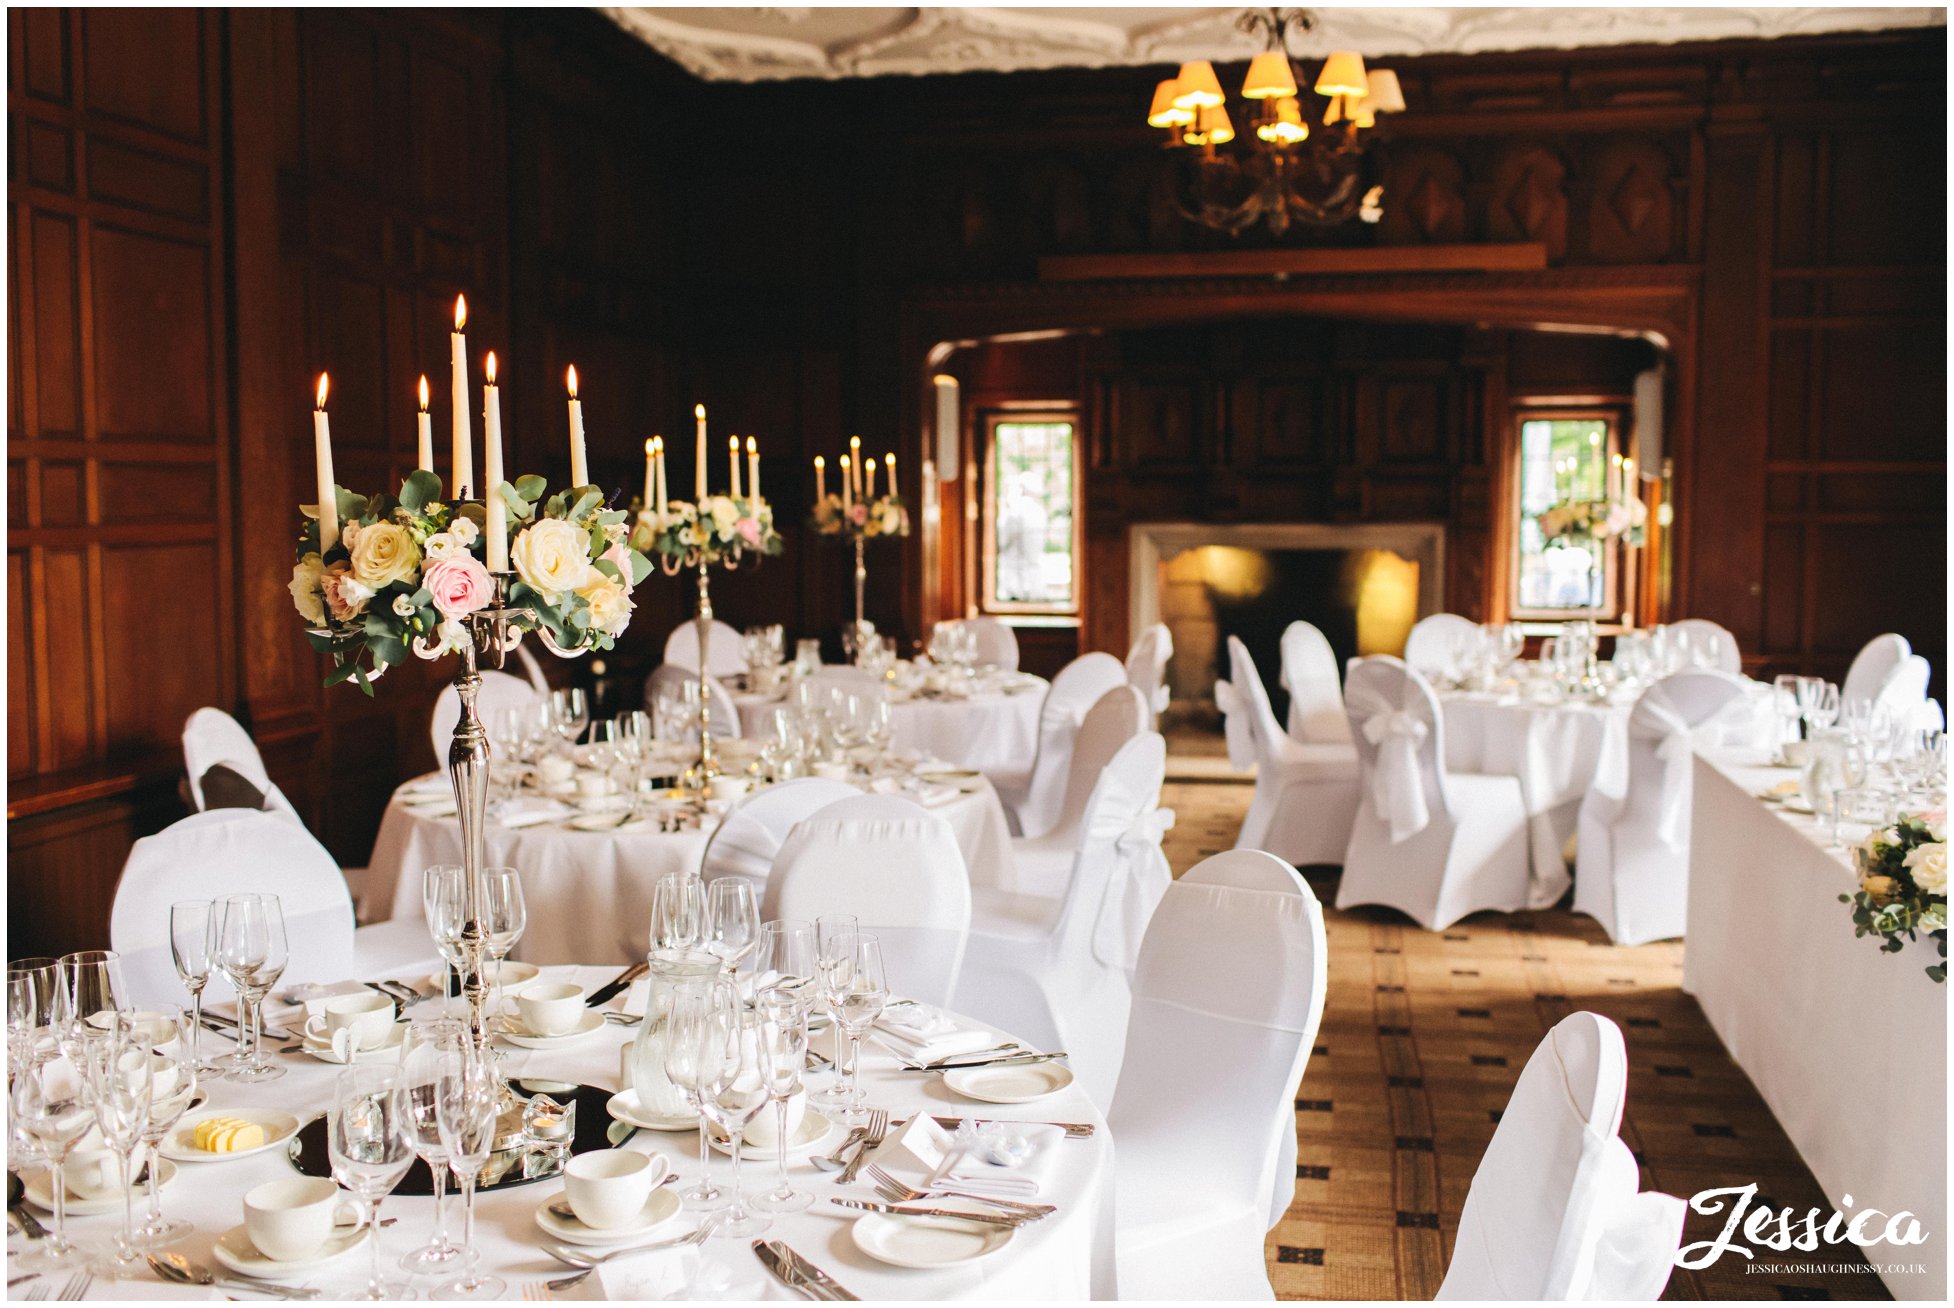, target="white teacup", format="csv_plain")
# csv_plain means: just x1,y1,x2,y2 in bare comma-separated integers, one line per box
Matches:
319,993,395,1052
564,1149,659,1230
515,982,586,1037
576,771,614,798
708,776,751,802
537,755,576,786
65,1148,127,1200
243,1176,359,1263
744,1091,807,1149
